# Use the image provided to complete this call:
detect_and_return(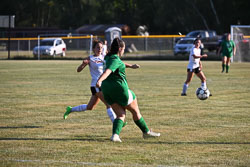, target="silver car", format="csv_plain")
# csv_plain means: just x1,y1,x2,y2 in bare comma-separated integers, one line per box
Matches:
33,38,66,57
174,37,196,56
